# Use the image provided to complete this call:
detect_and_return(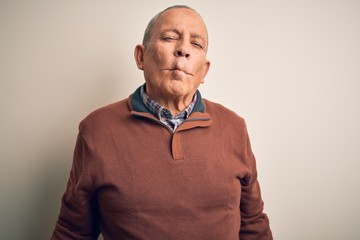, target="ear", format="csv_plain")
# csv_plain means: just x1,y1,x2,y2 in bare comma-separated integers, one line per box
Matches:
201,60,211,83
134,44,145,70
